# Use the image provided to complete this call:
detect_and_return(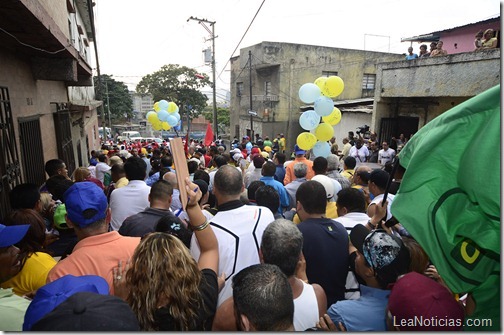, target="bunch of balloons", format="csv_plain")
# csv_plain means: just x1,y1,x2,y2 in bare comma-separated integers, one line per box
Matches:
145,100,181,131
297,76,344,157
